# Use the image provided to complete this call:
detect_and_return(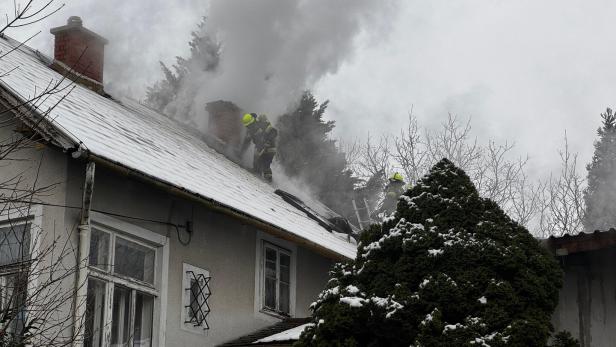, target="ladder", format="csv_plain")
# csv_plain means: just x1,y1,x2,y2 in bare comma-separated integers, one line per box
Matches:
352,198,373,230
